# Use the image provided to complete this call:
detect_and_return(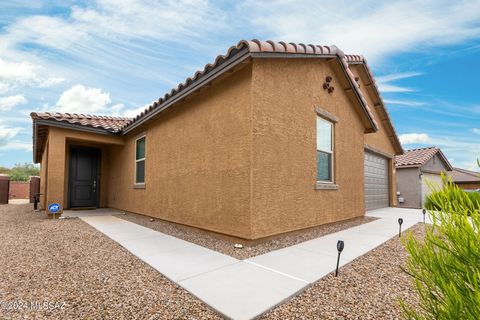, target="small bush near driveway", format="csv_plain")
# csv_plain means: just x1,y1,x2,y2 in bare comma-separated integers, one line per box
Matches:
402,178,480,319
